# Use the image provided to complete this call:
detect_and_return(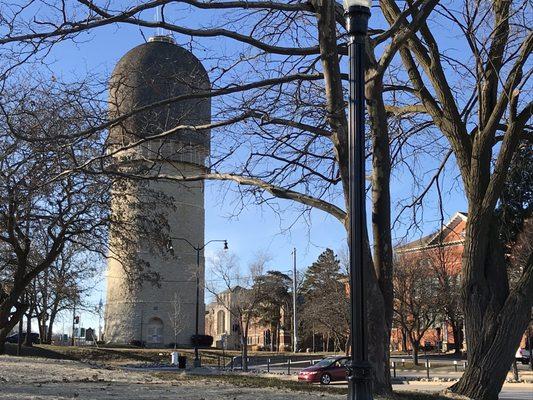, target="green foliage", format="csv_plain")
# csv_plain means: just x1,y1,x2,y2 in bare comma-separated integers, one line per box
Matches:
300,249,349,351
253,270,292,349
498,143,533,244
300,248,344,295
